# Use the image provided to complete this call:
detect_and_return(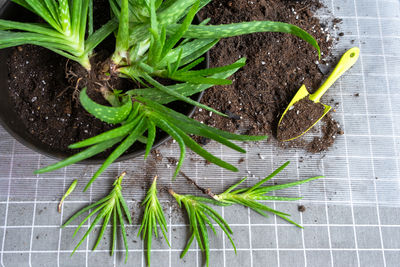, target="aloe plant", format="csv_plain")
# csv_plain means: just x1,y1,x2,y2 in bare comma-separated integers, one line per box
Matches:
32,0,320,190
